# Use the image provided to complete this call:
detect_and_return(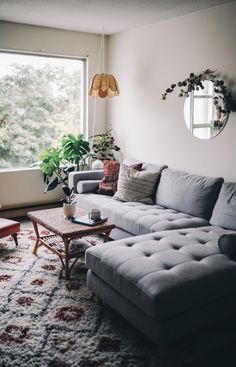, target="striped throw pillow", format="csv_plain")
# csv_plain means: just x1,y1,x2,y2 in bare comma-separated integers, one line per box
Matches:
113,164,160,204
